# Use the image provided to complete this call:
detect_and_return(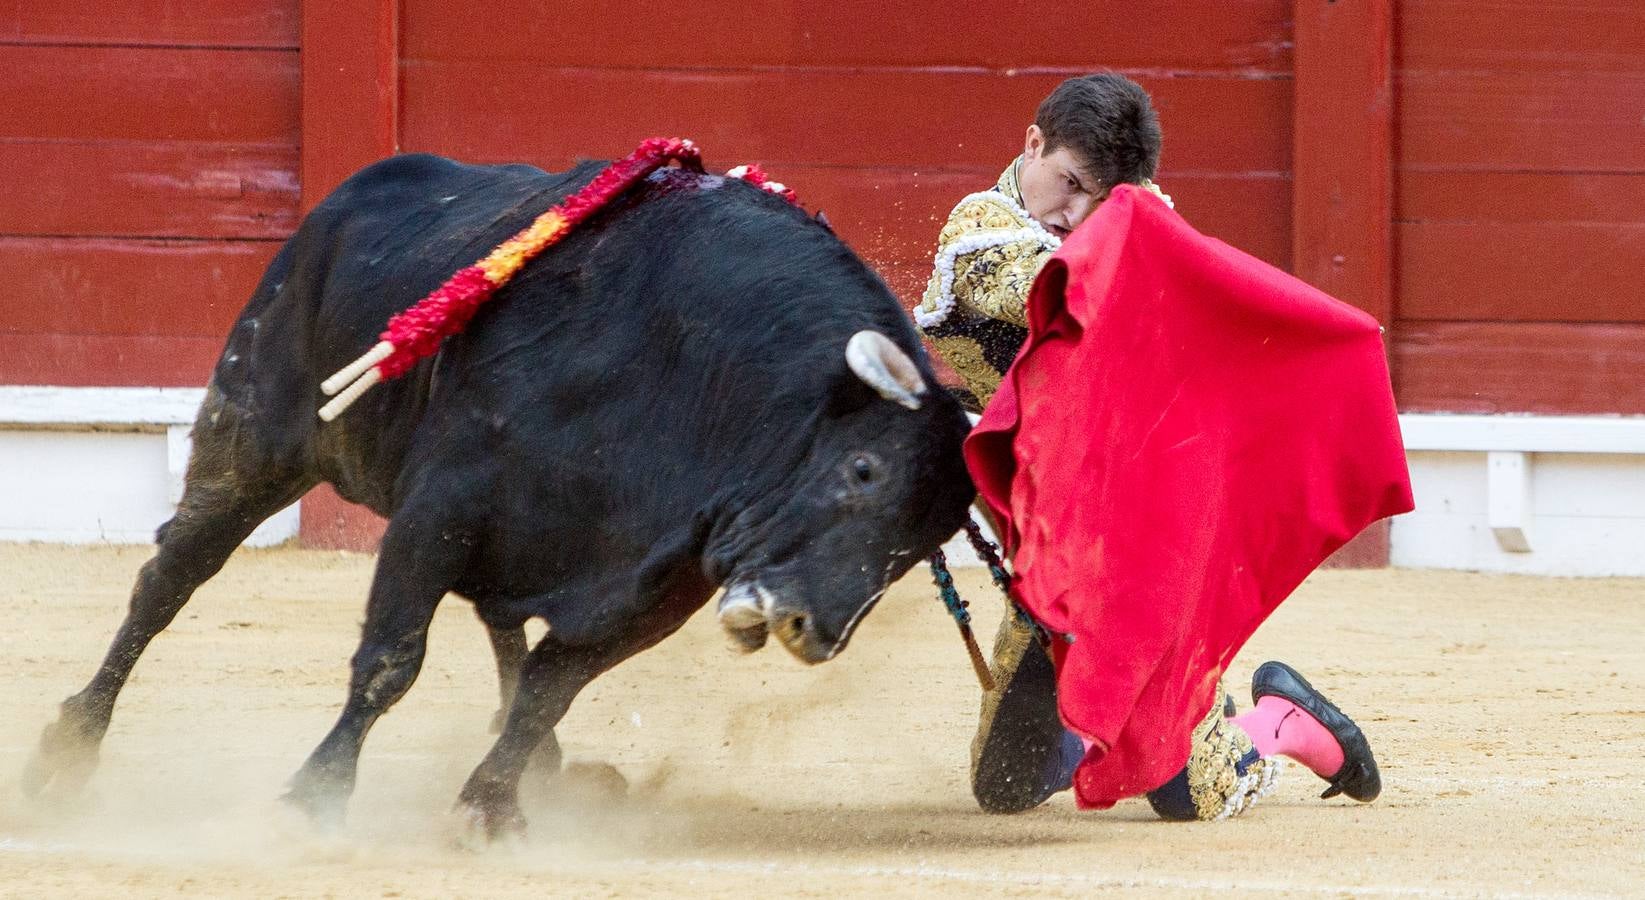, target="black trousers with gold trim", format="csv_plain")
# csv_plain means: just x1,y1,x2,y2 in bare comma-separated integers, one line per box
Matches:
970,614,1281,821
